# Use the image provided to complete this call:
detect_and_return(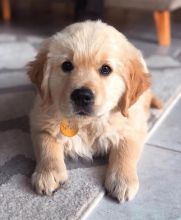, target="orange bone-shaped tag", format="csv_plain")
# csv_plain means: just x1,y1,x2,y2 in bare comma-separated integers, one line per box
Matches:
60,118,78,137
